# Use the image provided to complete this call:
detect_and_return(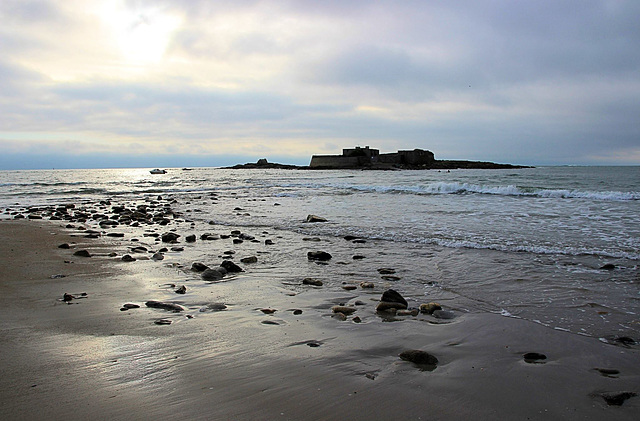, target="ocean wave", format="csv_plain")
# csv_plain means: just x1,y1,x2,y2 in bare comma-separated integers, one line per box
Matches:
342,182,639,201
